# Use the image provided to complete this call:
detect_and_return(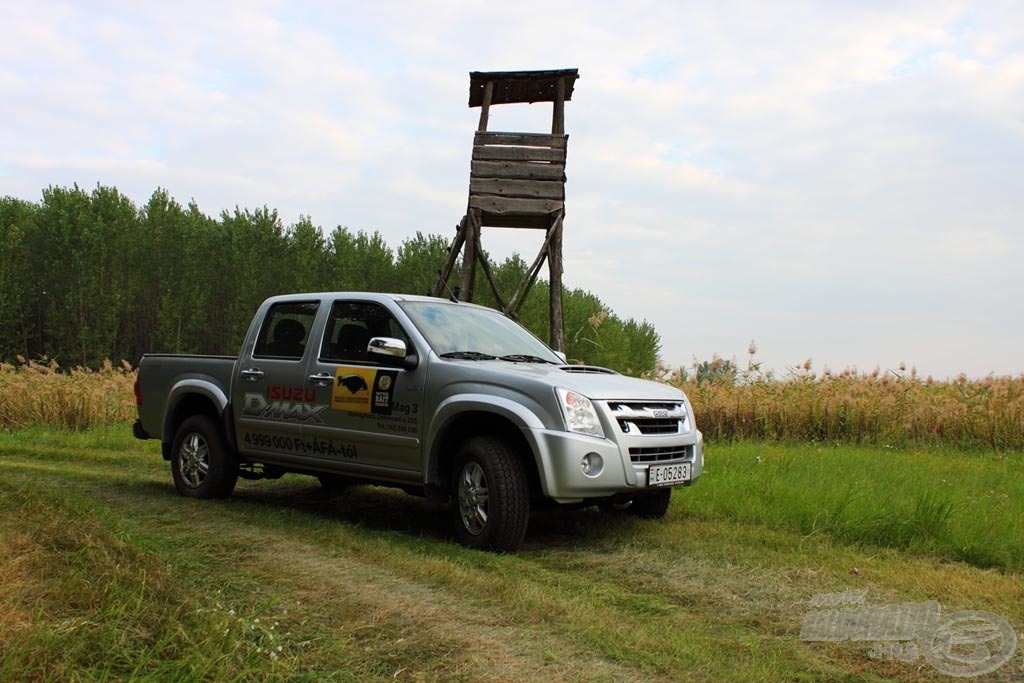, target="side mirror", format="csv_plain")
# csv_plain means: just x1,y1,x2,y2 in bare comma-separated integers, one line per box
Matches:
368,337,419,370
554,350,568,364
